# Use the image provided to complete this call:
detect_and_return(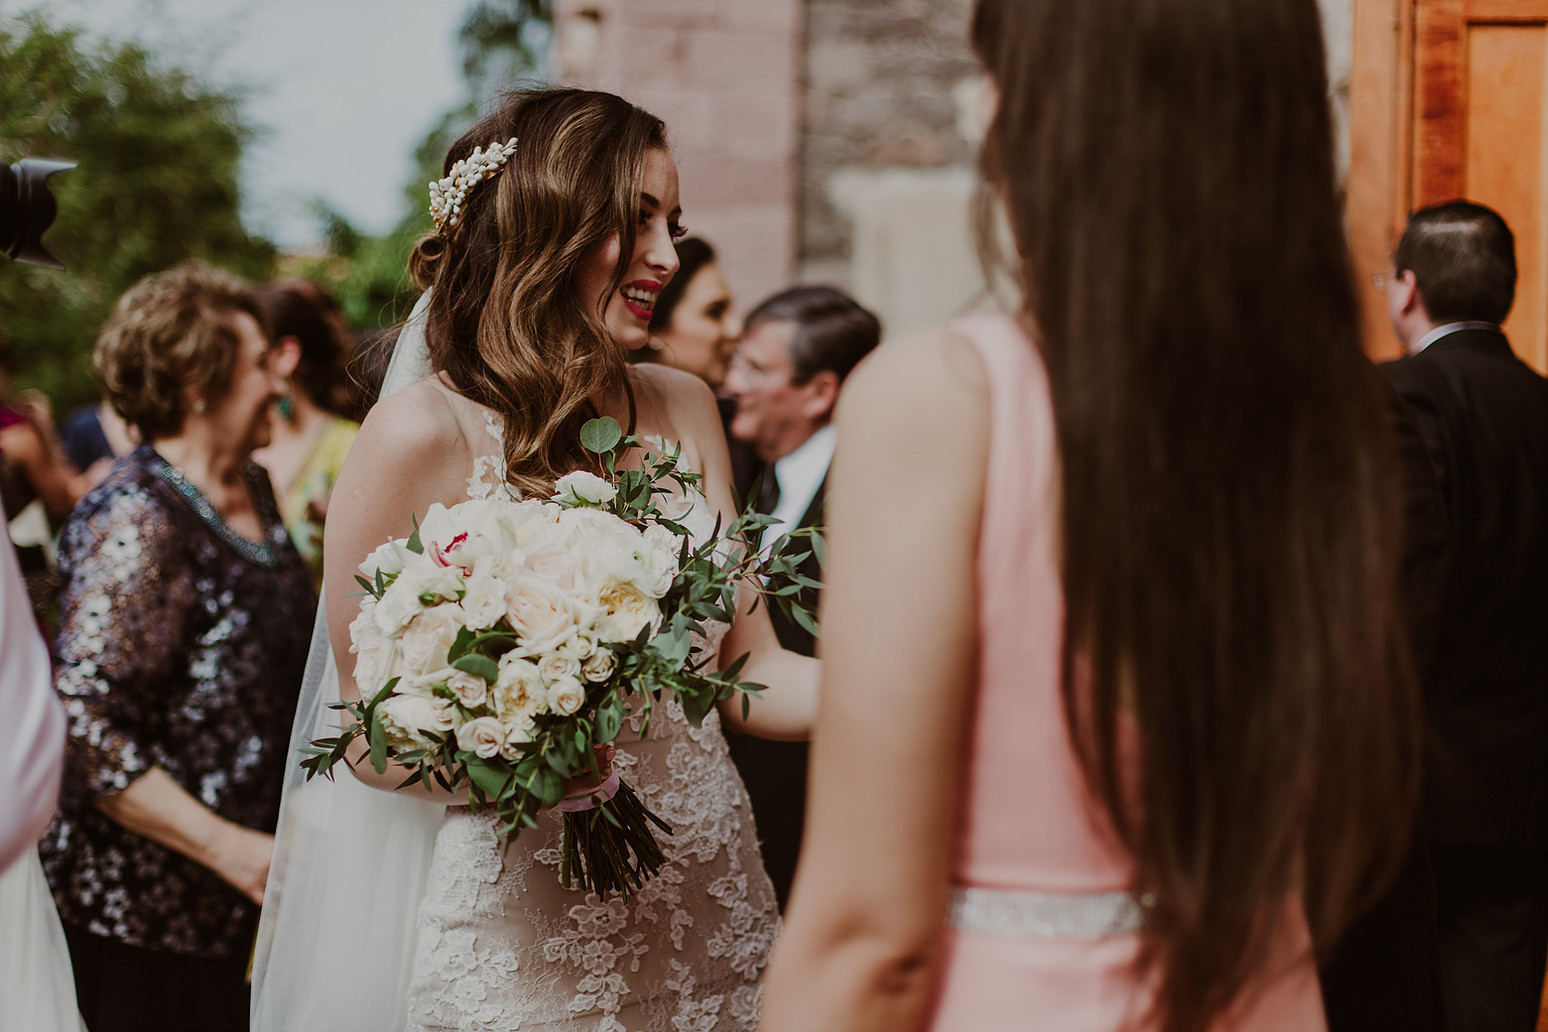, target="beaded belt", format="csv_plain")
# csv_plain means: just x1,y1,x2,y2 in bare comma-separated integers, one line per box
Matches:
948,885,1152,940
